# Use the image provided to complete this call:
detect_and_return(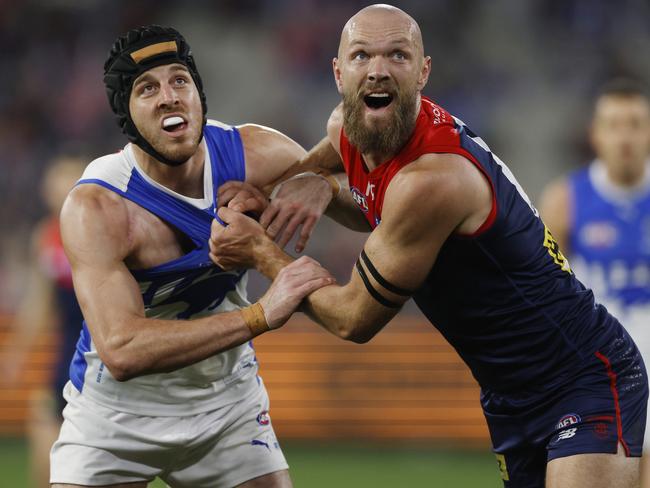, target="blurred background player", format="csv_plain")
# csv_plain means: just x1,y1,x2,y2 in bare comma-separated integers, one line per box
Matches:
0,156,85,488
540,78,650,486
